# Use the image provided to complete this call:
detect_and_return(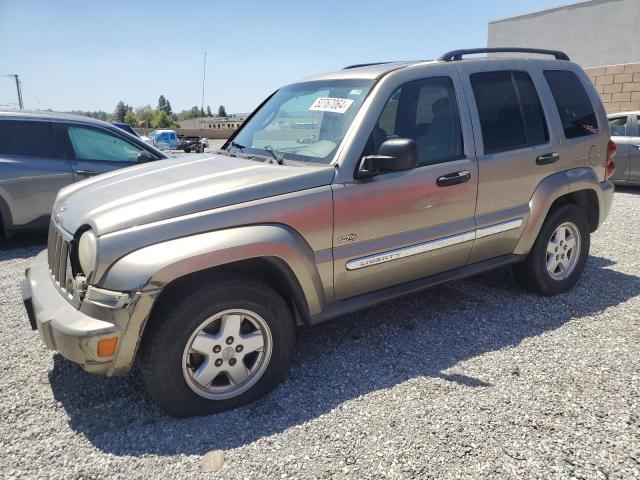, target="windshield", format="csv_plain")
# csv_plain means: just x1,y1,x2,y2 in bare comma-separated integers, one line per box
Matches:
229,79,374,164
